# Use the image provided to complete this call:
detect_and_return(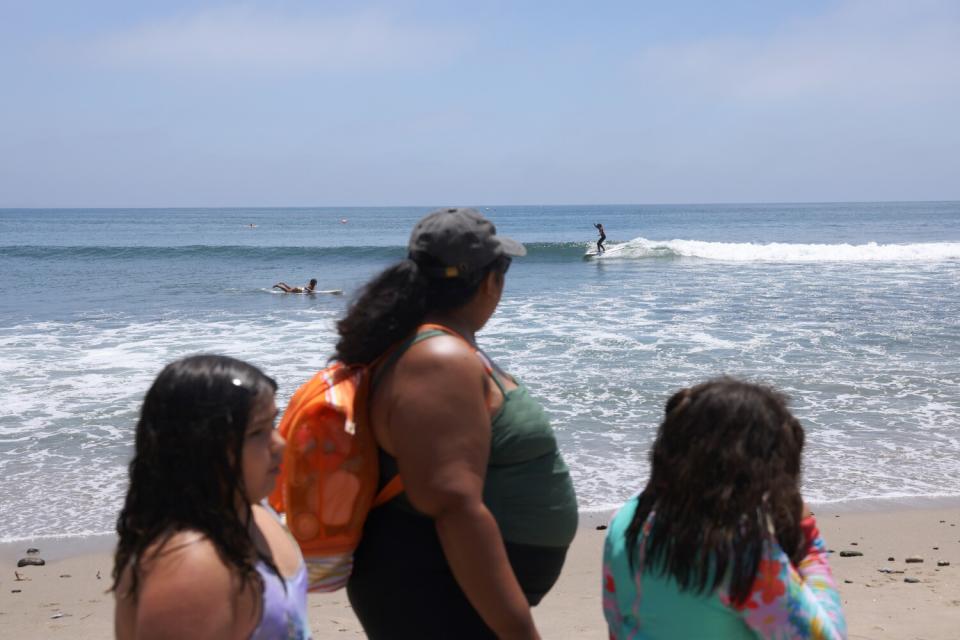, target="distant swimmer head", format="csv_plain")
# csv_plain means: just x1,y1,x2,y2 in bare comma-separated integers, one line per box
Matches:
407,207,525,281
309,279,317,287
